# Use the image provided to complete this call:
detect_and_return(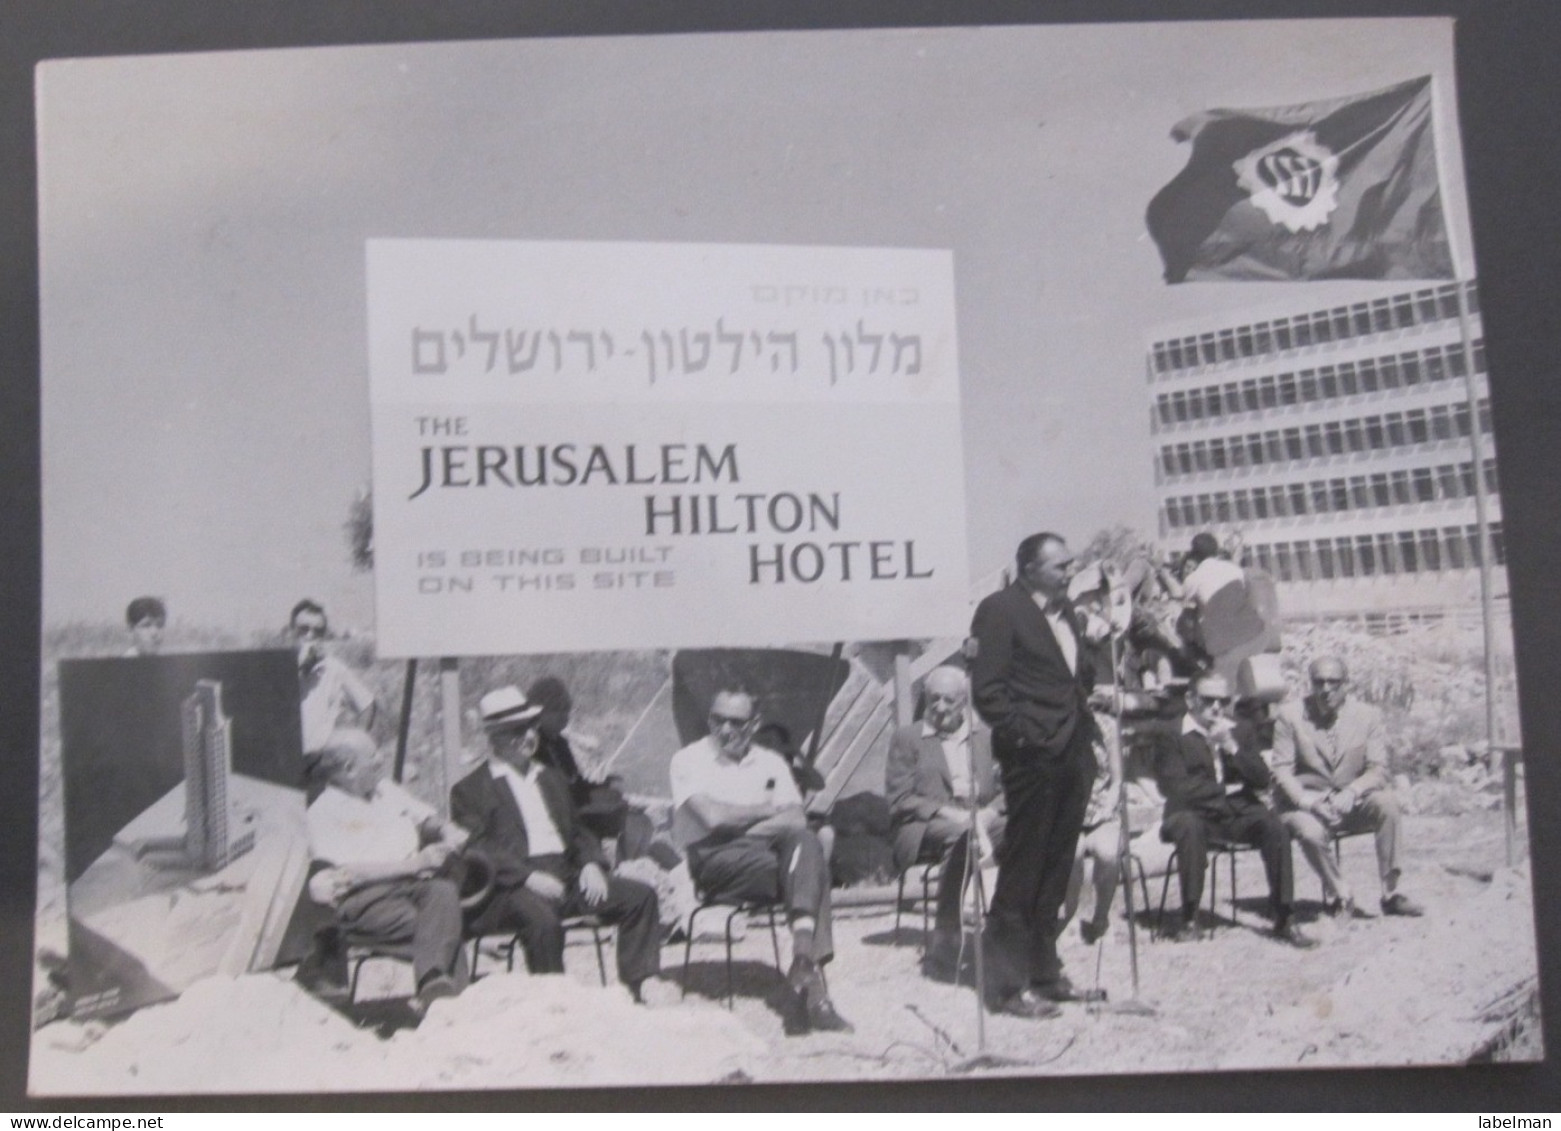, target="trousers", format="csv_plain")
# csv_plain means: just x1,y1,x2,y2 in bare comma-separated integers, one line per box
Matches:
1280,791,1402,899
336,876,464,987
984,722,1096,999
687,825,834,963
1159,800,1294,918
468,855,661,987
